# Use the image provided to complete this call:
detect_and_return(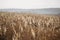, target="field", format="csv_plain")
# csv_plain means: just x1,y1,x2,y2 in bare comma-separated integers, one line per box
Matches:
0,12,60,40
